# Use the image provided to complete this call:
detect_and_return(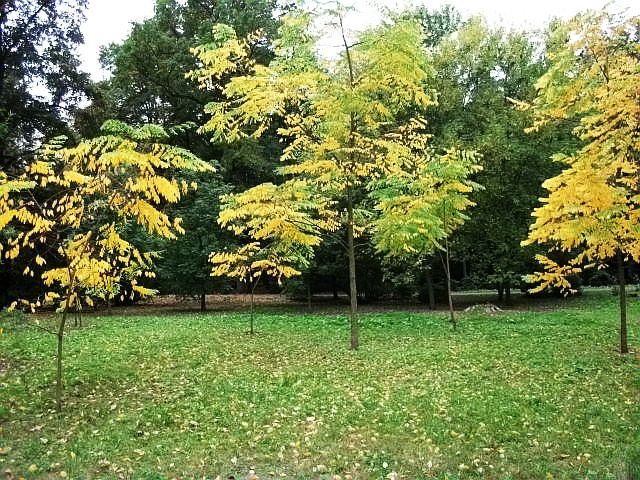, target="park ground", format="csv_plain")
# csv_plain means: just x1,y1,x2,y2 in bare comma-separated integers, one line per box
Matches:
0,290,638,479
